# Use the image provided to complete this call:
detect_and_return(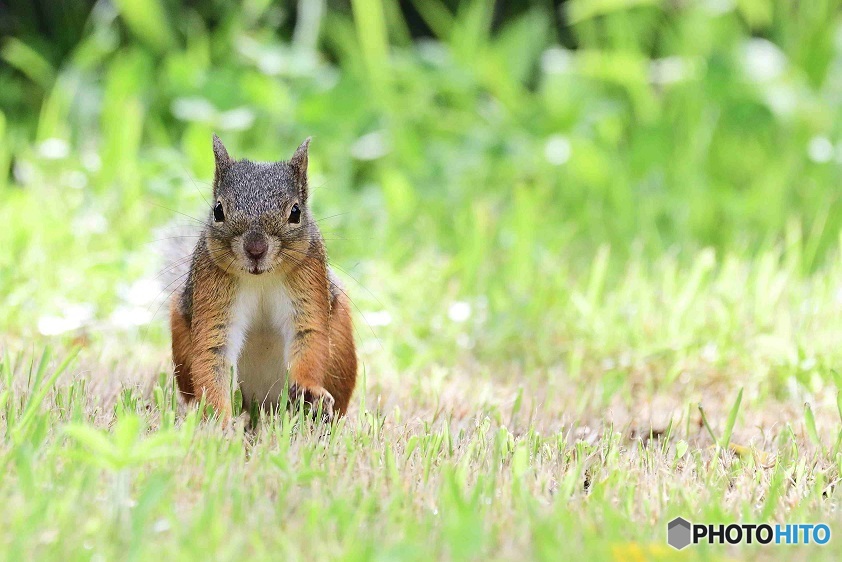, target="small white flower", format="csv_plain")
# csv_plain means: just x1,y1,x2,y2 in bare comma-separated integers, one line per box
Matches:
764,85,797,116
38,316,78,336
807,136,834,163
540,47,573,75
37,303,95,335
218,107,255,131
350,131,389,161
741,39,786,83
364,310,392,327
171,97,216,123
13,161,34,184
448,301,471,323
110,305,153,328
544,135,571,165
123,278,162,306
649,56,693,85
38,138,69,159
256,48,286,75
701,343,719,362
